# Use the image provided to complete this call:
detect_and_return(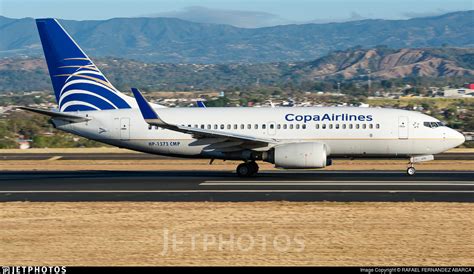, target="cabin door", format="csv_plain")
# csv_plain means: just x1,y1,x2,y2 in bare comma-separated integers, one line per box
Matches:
120,117,130,141
398,116,409,139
